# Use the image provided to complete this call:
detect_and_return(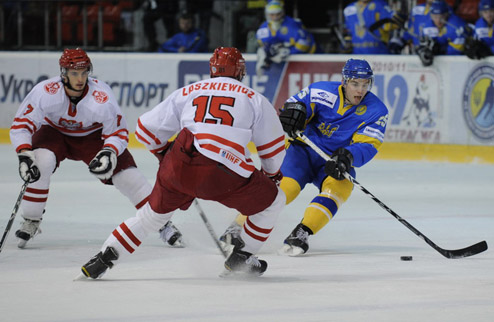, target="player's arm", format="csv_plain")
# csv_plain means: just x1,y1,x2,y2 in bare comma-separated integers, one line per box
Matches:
135,94,180,157
346,113,388,167
252,97,286,184
10,96,44,183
